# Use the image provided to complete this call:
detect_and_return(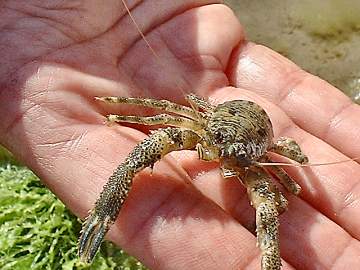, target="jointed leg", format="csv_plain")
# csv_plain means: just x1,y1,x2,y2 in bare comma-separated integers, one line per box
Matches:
240,169,288,270
261,156,301,195
270,137,308,164
107,113,203,130
267,164,302,195
79,128,201,263
185,93,216,112
96,96,203,120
